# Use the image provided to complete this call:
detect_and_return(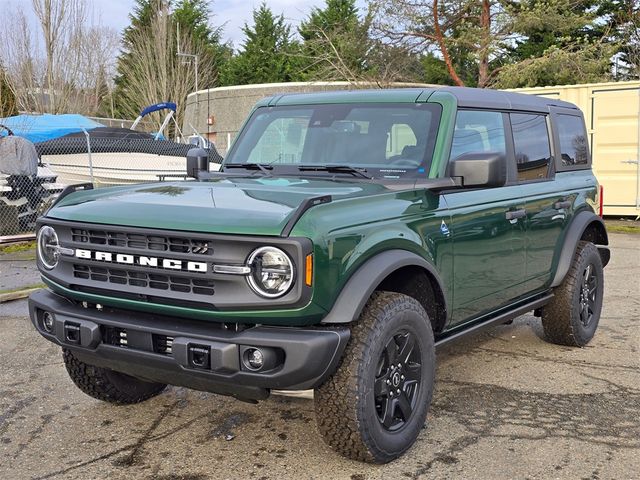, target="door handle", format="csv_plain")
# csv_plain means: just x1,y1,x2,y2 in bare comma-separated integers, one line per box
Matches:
554,200,572,209
505,209,526,220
